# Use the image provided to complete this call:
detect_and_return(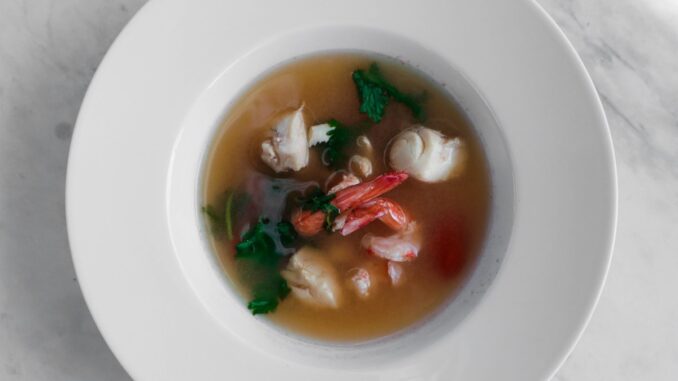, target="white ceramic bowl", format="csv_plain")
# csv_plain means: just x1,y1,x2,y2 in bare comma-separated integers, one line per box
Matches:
67,0,616,379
